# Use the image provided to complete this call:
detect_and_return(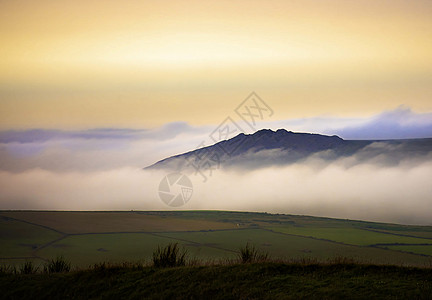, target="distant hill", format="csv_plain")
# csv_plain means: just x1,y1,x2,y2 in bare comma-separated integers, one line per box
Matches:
145,129,432,170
